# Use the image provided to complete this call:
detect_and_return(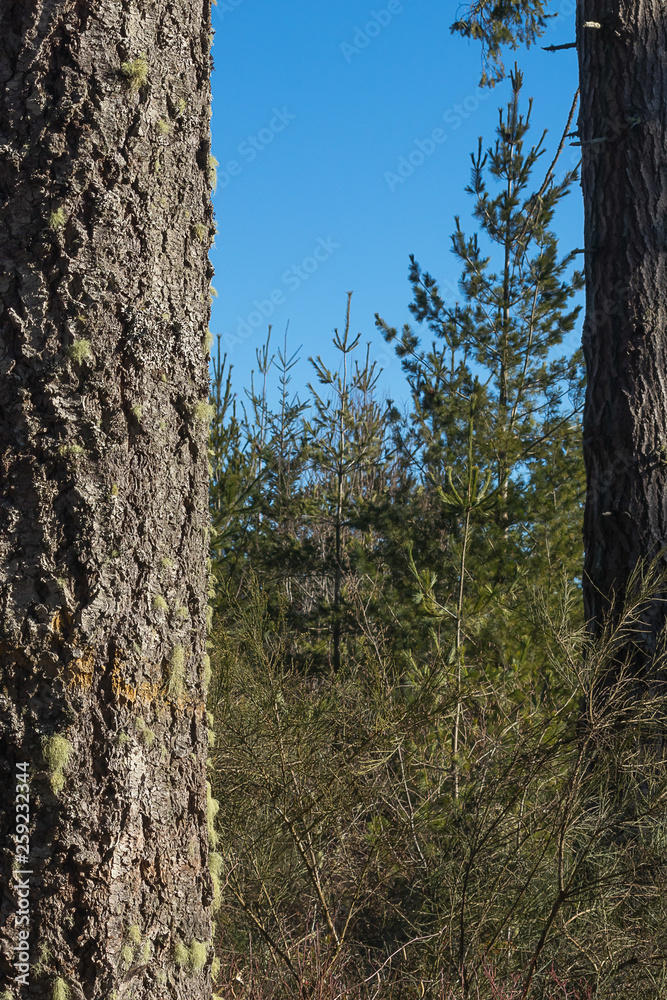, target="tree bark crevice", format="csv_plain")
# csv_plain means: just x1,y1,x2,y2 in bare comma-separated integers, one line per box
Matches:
0,1,215,996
